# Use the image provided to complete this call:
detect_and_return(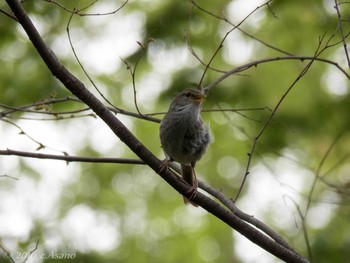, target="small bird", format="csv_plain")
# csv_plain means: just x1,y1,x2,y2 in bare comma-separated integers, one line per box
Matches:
159,88,211,206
